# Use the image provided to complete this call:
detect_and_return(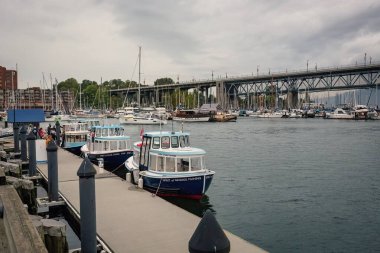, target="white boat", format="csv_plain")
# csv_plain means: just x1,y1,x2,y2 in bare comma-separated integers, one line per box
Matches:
325,108,354,119
125,131,215,200
351,105,369,120
119,113,167,125
257,111,284,118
